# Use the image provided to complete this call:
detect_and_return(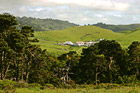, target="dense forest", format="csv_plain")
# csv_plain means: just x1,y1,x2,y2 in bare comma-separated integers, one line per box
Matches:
1,13,140,89
93,22,140,32
16,16,77,31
